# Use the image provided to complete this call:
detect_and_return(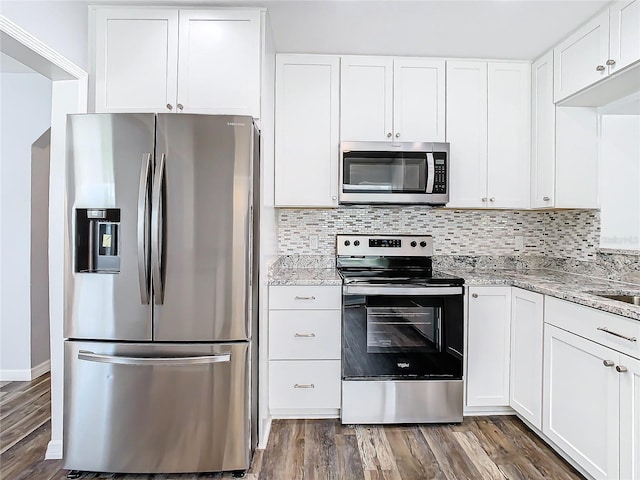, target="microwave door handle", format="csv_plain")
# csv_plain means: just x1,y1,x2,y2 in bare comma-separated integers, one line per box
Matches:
426,152,435,194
